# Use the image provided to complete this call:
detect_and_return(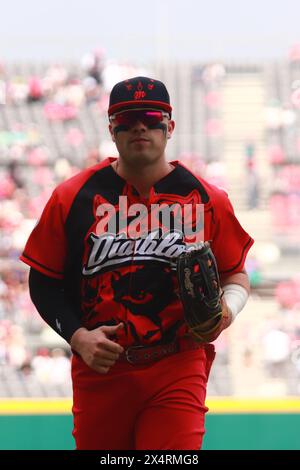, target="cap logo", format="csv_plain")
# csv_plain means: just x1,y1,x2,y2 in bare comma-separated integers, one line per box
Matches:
134,80,147,99
134,90,146,100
